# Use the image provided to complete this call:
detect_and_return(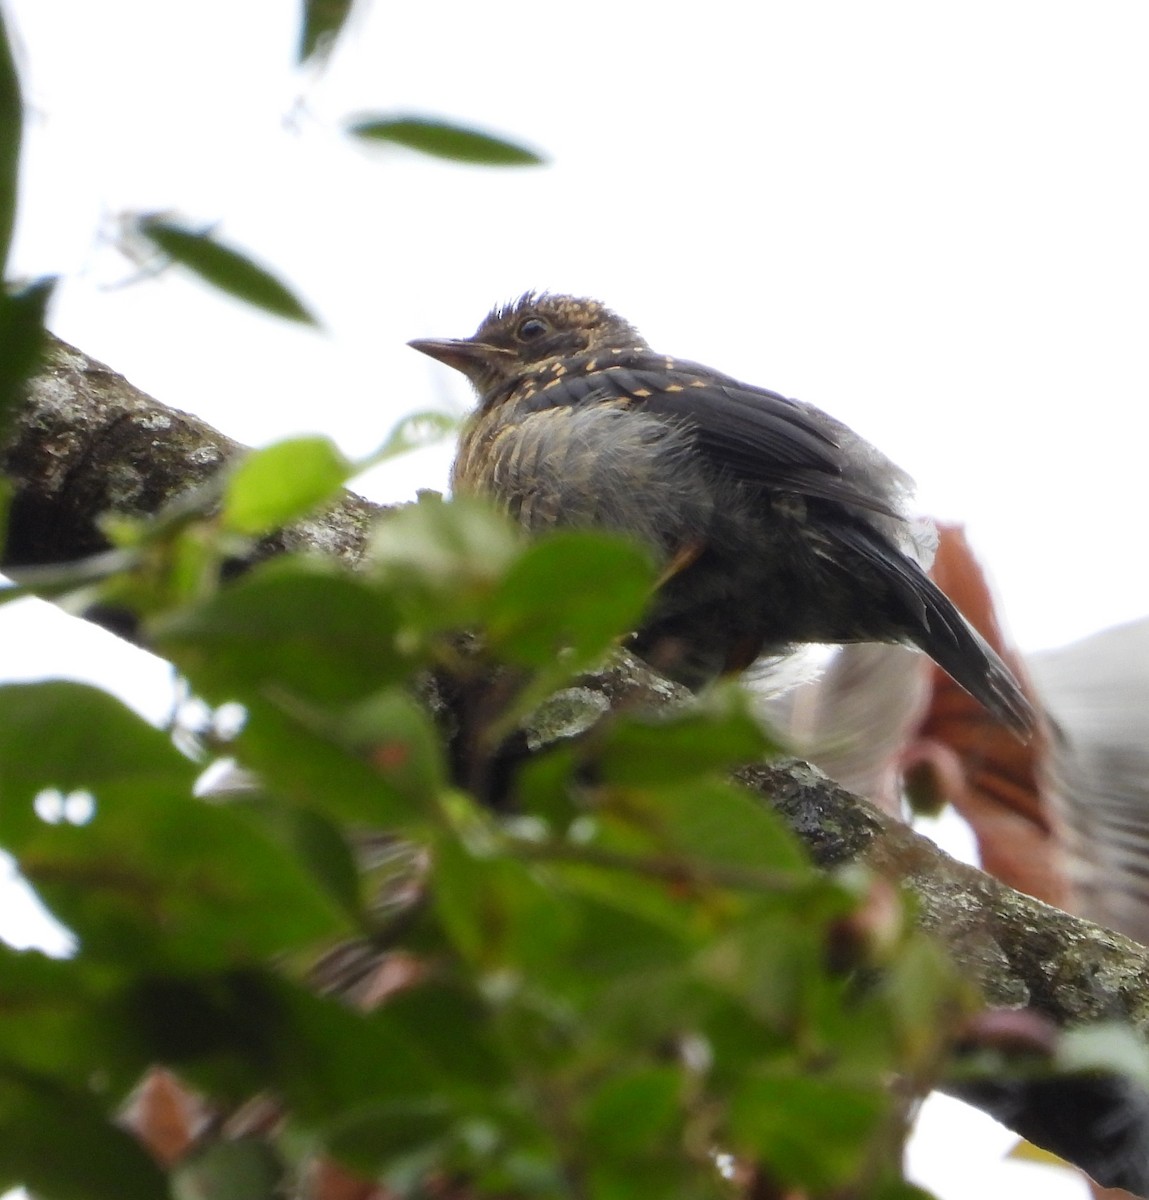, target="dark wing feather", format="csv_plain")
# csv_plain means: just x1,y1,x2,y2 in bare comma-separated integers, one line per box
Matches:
830,520,1036,735
521,355,899,517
